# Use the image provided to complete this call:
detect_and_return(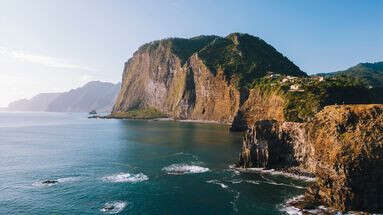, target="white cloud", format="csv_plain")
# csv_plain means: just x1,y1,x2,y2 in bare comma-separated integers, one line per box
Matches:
0,46,97,71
